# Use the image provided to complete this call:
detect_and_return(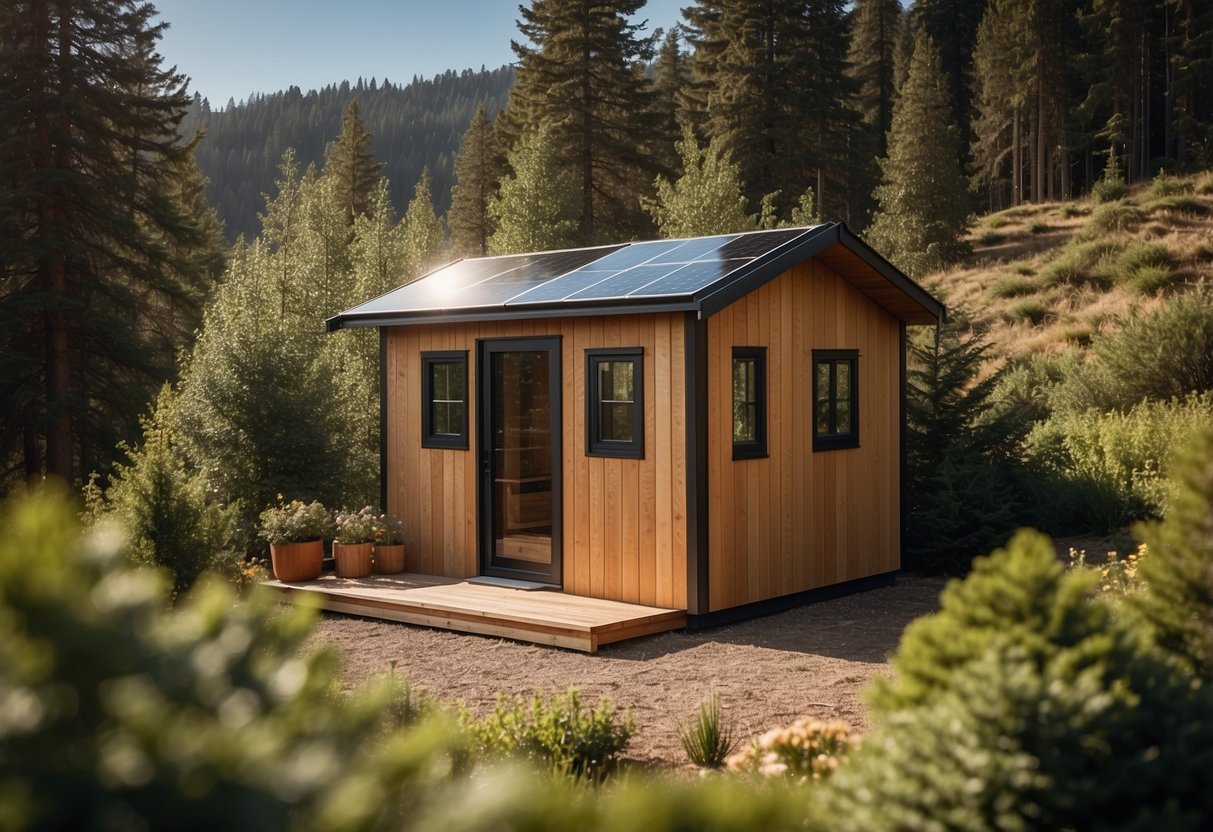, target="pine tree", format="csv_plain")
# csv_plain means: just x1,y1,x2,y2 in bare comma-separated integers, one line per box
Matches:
449,106,501,258
323,99,383,224
651,29,693,173
847,0,901,158
909,0,985,155
0,0,222,487
505,0,662,242
400,168,445,280
643,128,756,238
866,33,970,278
487,129,581,255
